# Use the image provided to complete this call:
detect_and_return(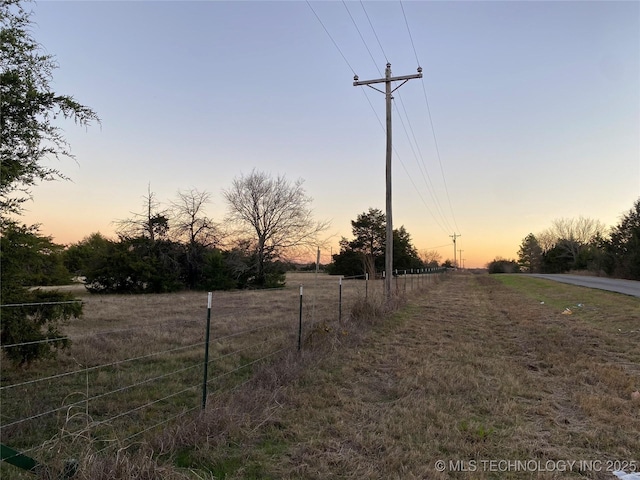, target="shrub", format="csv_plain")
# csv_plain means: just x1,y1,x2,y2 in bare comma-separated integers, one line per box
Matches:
487,258,520,274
